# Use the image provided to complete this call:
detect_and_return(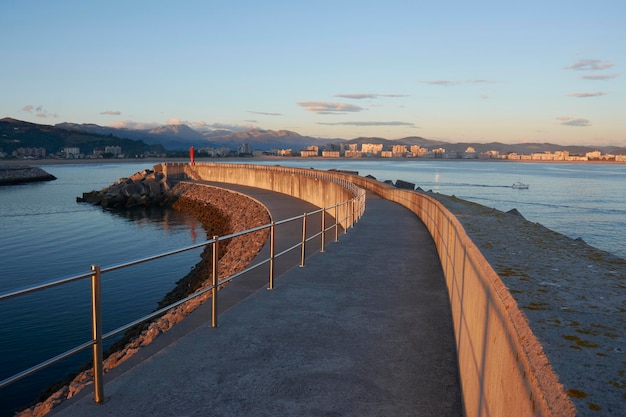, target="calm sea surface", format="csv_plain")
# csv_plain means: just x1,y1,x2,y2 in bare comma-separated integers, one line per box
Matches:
1,159,625,415
0,163,206,416
250,159,626,259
